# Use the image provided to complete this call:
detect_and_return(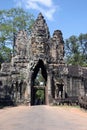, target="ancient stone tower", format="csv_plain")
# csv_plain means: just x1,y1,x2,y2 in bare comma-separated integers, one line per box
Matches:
0,13,87,106
26,13,65,105
10,13,64,105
